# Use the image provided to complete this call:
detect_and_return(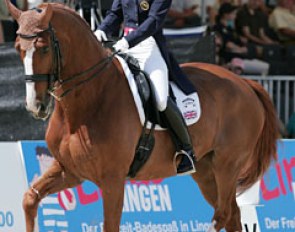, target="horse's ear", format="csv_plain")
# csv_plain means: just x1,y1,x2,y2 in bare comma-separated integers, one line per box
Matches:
40,4,53,27
5,0,22,21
